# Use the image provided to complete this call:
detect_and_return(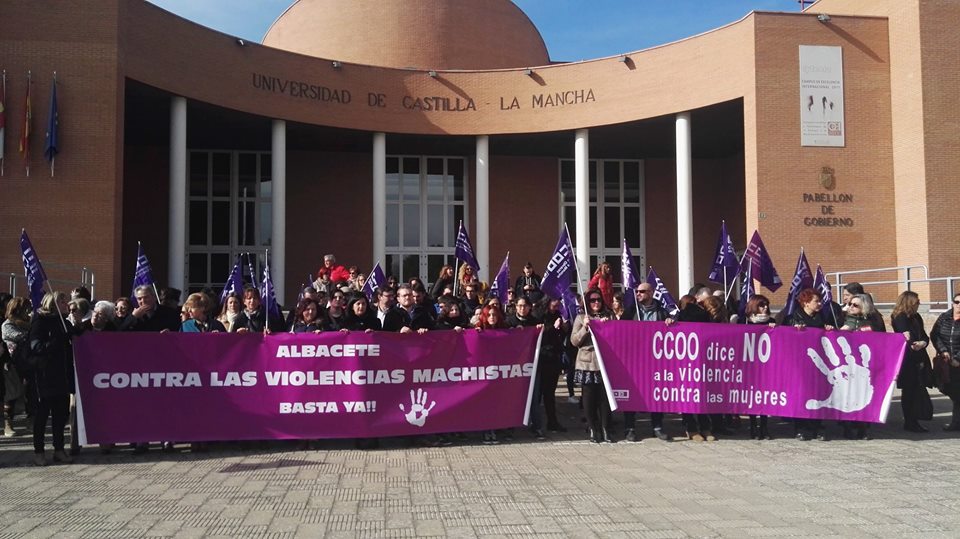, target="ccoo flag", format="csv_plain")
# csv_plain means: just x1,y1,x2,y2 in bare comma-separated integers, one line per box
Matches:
19,229,48,312
488,252,510,306
220,254,245,303
540,227,577,300
620,239,640,312
707,220,741,284
813,264,833,306
262,251,283,321
361,261,386,301
738,263,755,318
784,249,814,317
645,266,679,316
454,220,480,273
739,230,782,292
130,242,155,300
